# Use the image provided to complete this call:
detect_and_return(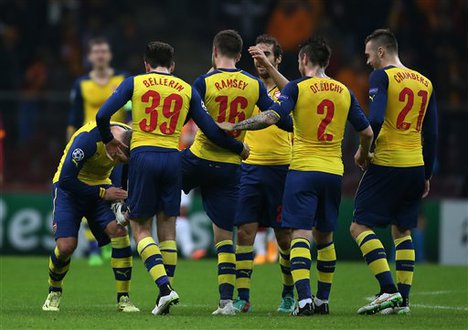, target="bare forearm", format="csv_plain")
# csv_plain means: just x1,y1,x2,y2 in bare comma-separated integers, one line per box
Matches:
359,126,374,154
265,64,289,91
233,110,280,131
